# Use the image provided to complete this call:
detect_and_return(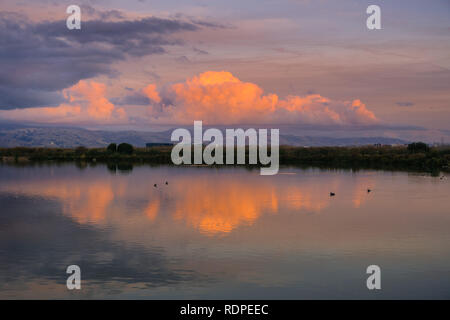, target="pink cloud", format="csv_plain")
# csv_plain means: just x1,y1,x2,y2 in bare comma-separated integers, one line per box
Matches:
0,71,377,127
145,71,378,125
142,84,161,104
